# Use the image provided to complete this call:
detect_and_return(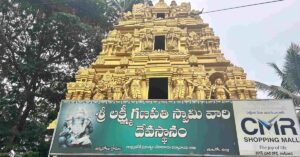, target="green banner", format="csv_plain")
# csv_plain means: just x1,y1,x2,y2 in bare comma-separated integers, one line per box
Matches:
50,100,239,156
